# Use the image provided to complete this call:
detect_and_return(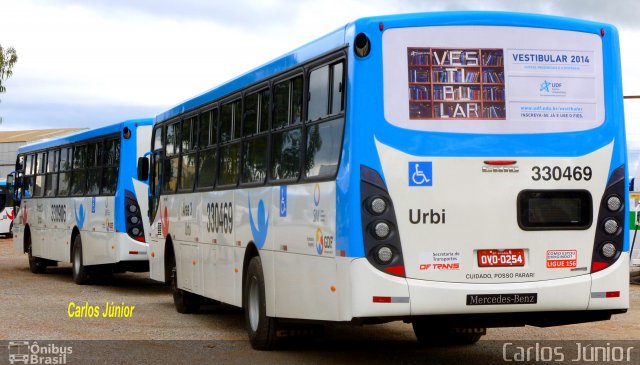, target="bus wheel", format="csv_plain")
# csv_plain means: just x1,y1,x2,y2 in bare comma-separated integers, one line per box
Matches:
244,256,278,350
72,235,90,285
412,322,484,346
27,234,46,274
170,253,200,314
